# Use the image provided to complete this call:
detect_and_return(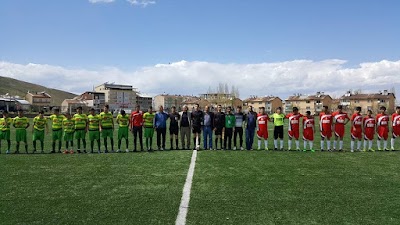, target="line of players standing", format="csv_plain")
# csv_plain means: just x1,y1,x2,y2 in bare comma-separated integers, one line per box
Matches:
131,103,400,152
